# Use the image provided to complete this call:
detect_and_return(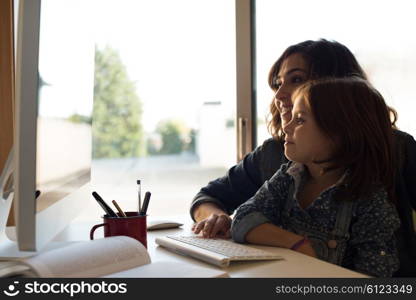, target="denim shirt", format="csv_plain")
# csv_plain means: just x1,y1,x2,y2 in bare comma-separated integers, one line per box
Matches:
231,162,401,277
